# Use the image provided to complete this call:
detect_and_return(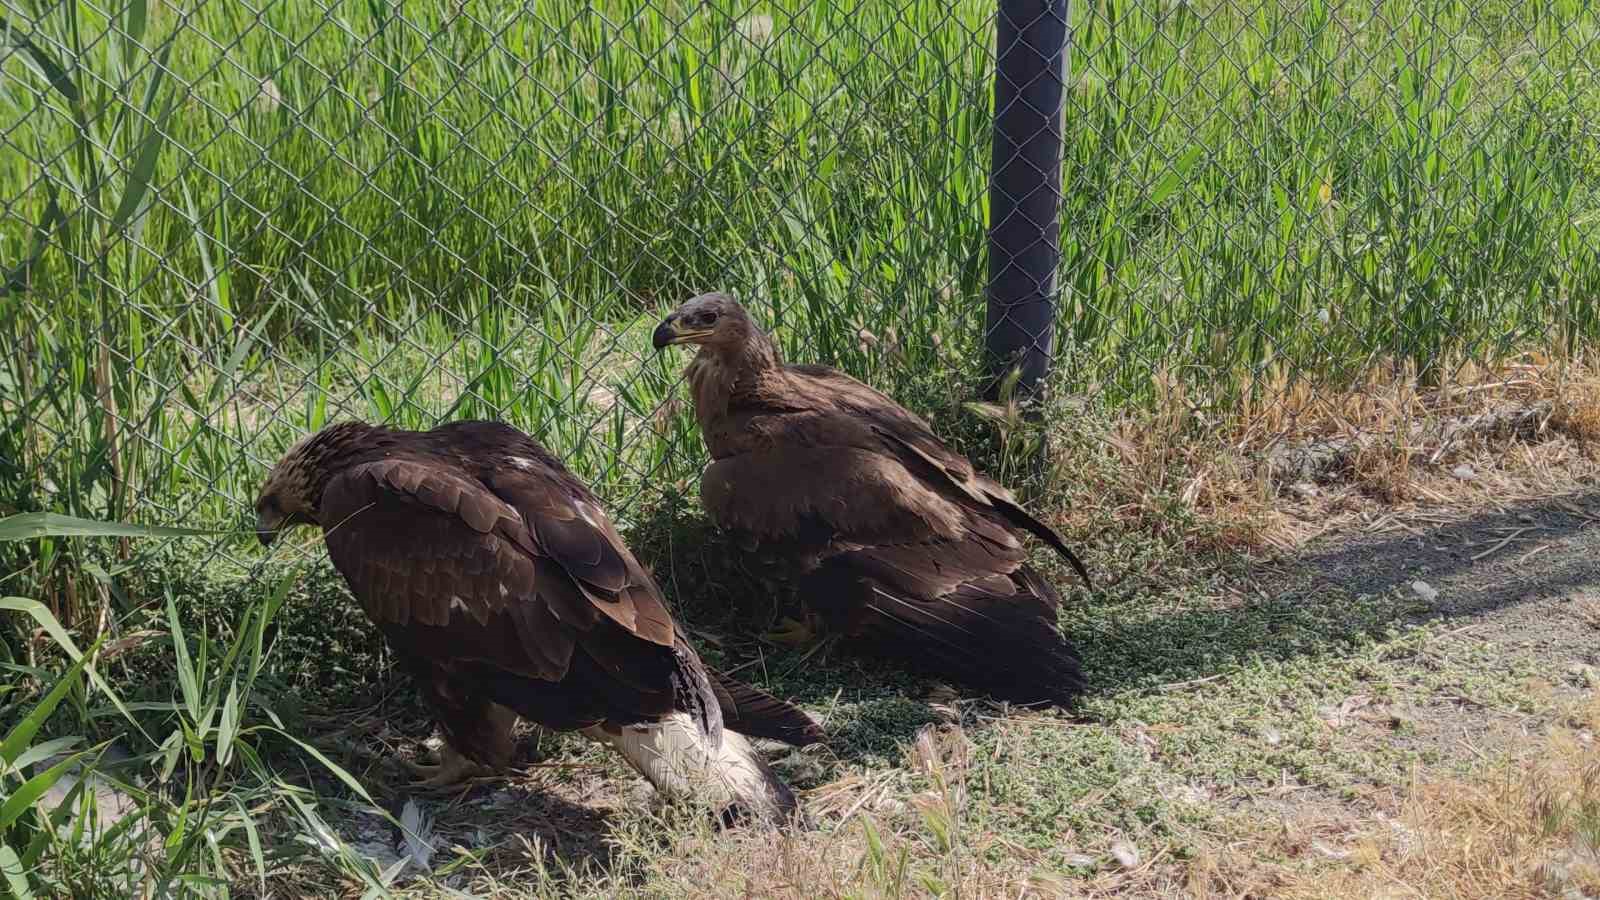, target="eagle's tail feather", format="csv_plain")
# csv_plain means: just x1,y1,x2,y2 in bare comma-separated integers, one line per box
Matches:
707,669,827,747
805,555,1085,708
985,491,1094,590
583,714,799,826
814,562,1085,708
859,585,1085,707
